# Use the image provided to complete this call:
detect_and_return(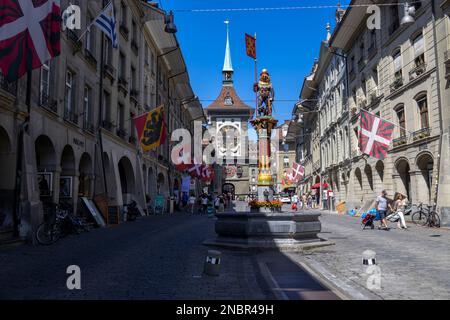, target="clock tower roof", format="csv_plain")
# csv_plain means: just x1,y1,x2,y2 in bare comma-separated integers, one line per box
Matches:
205,21,254,118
